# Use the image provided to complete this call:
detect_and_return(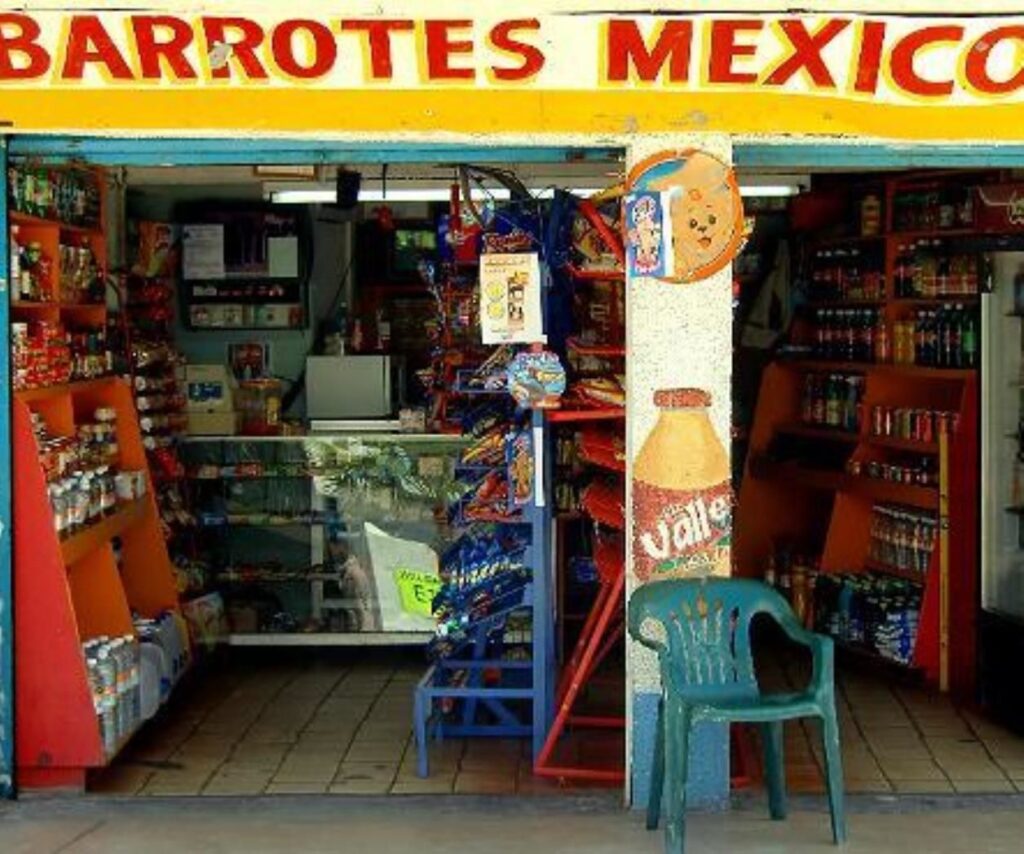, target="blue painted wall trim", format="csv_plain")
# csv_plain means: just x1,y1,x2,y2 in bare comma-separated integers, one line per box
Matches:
8,136,622,167
0,138,13,798
736,142,1024,169
632,692,729,813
